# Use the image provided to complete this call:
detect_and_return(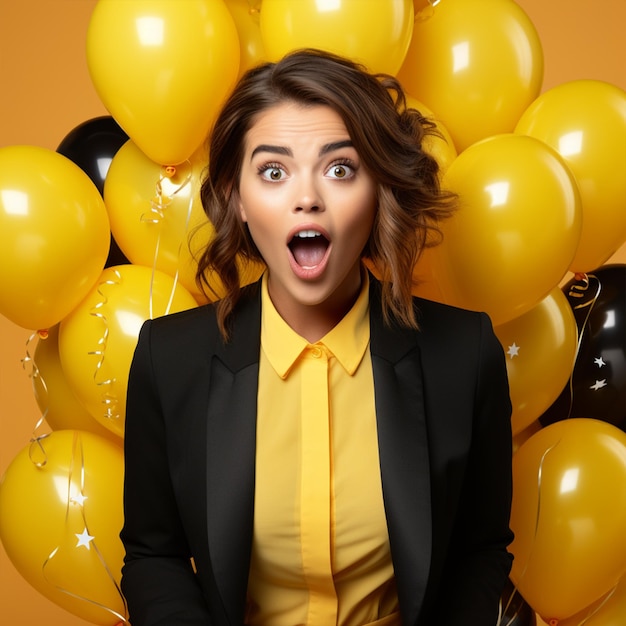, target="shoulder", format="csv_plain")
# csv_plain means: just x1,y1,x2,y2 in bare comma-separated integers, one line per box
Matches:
413,295,486,330
412,295,501,360
139,280,262,357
